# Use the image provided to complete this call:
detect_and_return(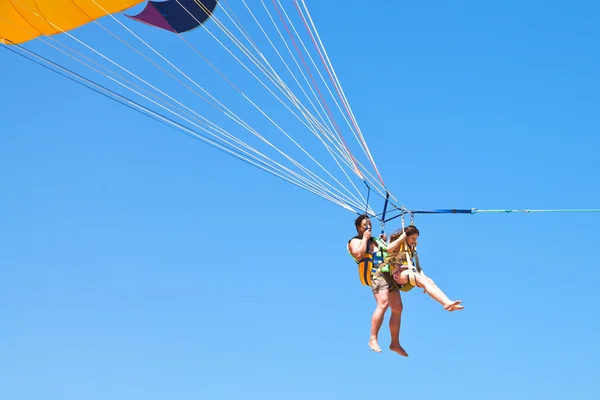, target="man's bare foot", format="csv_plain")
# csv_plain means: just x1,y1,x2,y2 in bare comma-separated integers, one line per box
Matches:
389,344,408,357
368,339,382,353
444,300,464,312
